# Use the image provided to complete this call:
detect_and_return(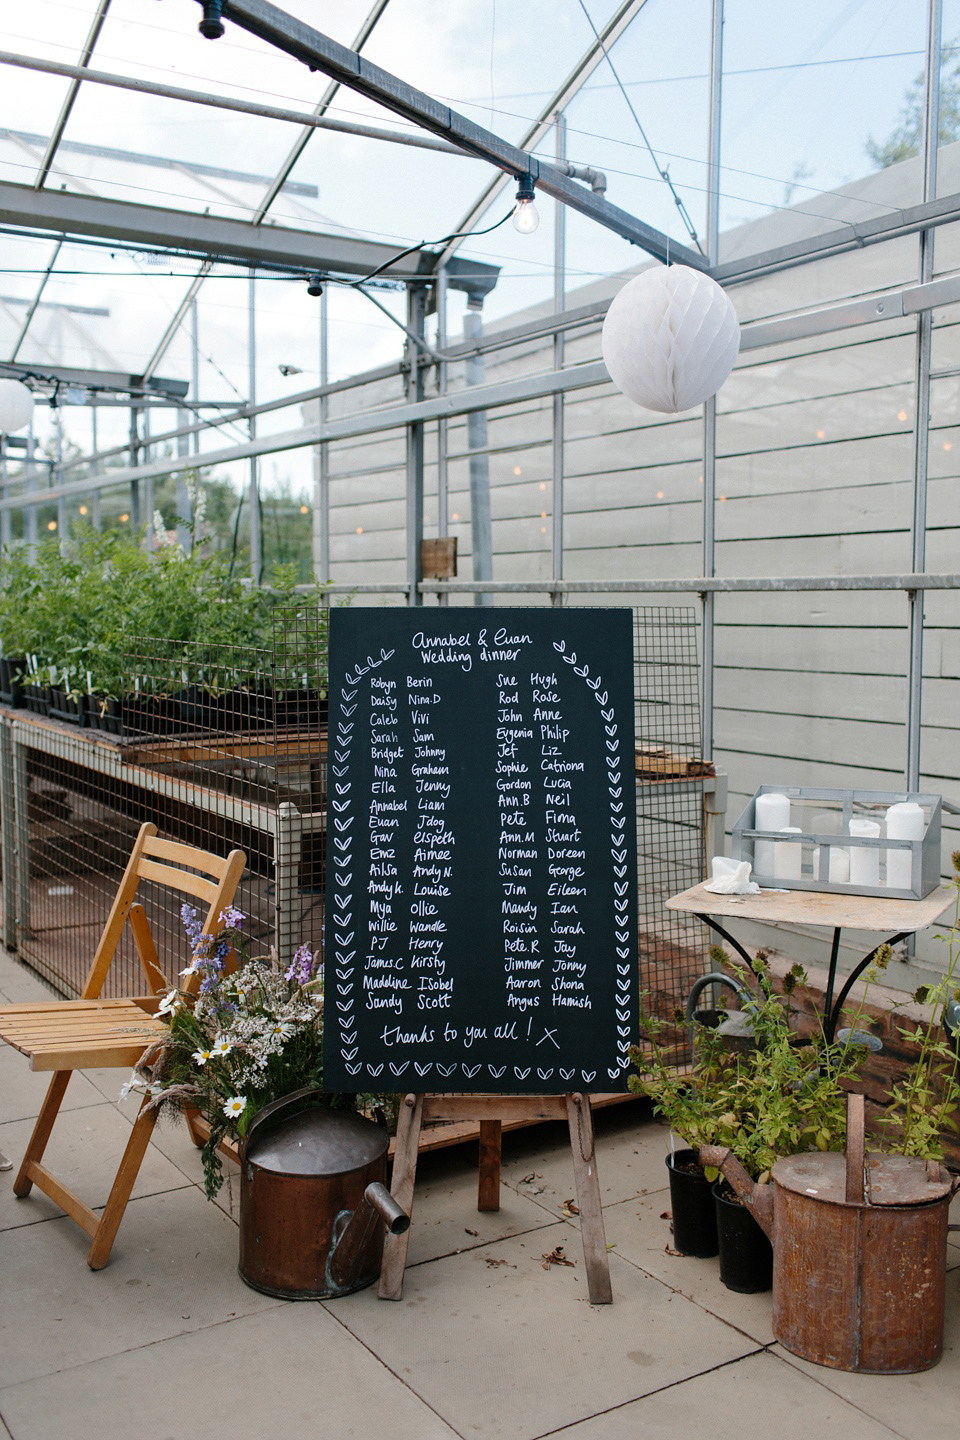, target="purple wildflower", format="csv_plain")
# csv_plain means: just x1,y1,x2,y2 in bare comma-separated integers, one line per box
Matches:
219,905,244,932
285,943,315,986
181,903,202,945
